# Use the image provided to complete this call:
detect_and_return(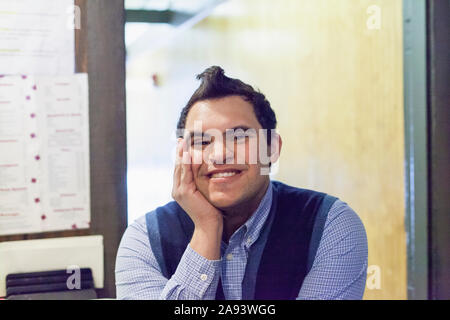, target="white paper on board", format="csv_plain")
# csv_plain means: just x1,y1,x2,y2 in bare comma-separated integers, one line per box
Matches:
0,0,75,75
0,74,90,236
